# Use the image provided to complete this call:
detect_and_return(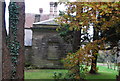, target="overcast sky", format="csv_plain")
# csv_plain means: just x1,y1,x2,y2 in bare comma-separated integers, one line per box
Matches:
5,0,65,14
25,0,60,14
